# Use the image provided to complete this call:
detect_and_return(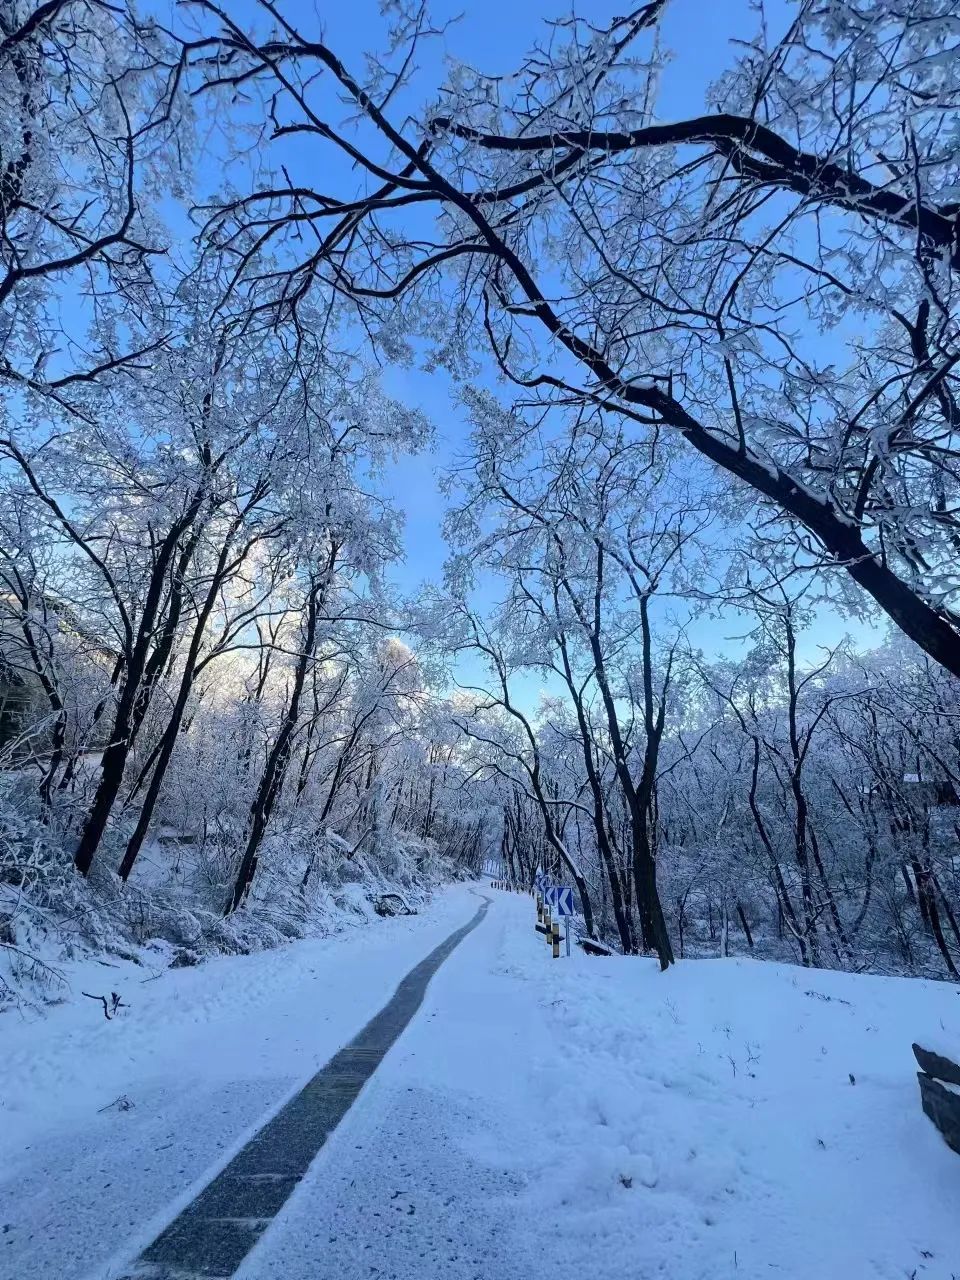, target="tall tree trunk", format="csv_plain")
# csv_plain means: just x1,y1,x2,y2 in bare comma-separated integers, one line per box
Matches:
117,520,256,881
809,824,851,960
74,507,204,876
571,566,672,967
555,625,633,953
736,901,754,949
227,556,333,914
